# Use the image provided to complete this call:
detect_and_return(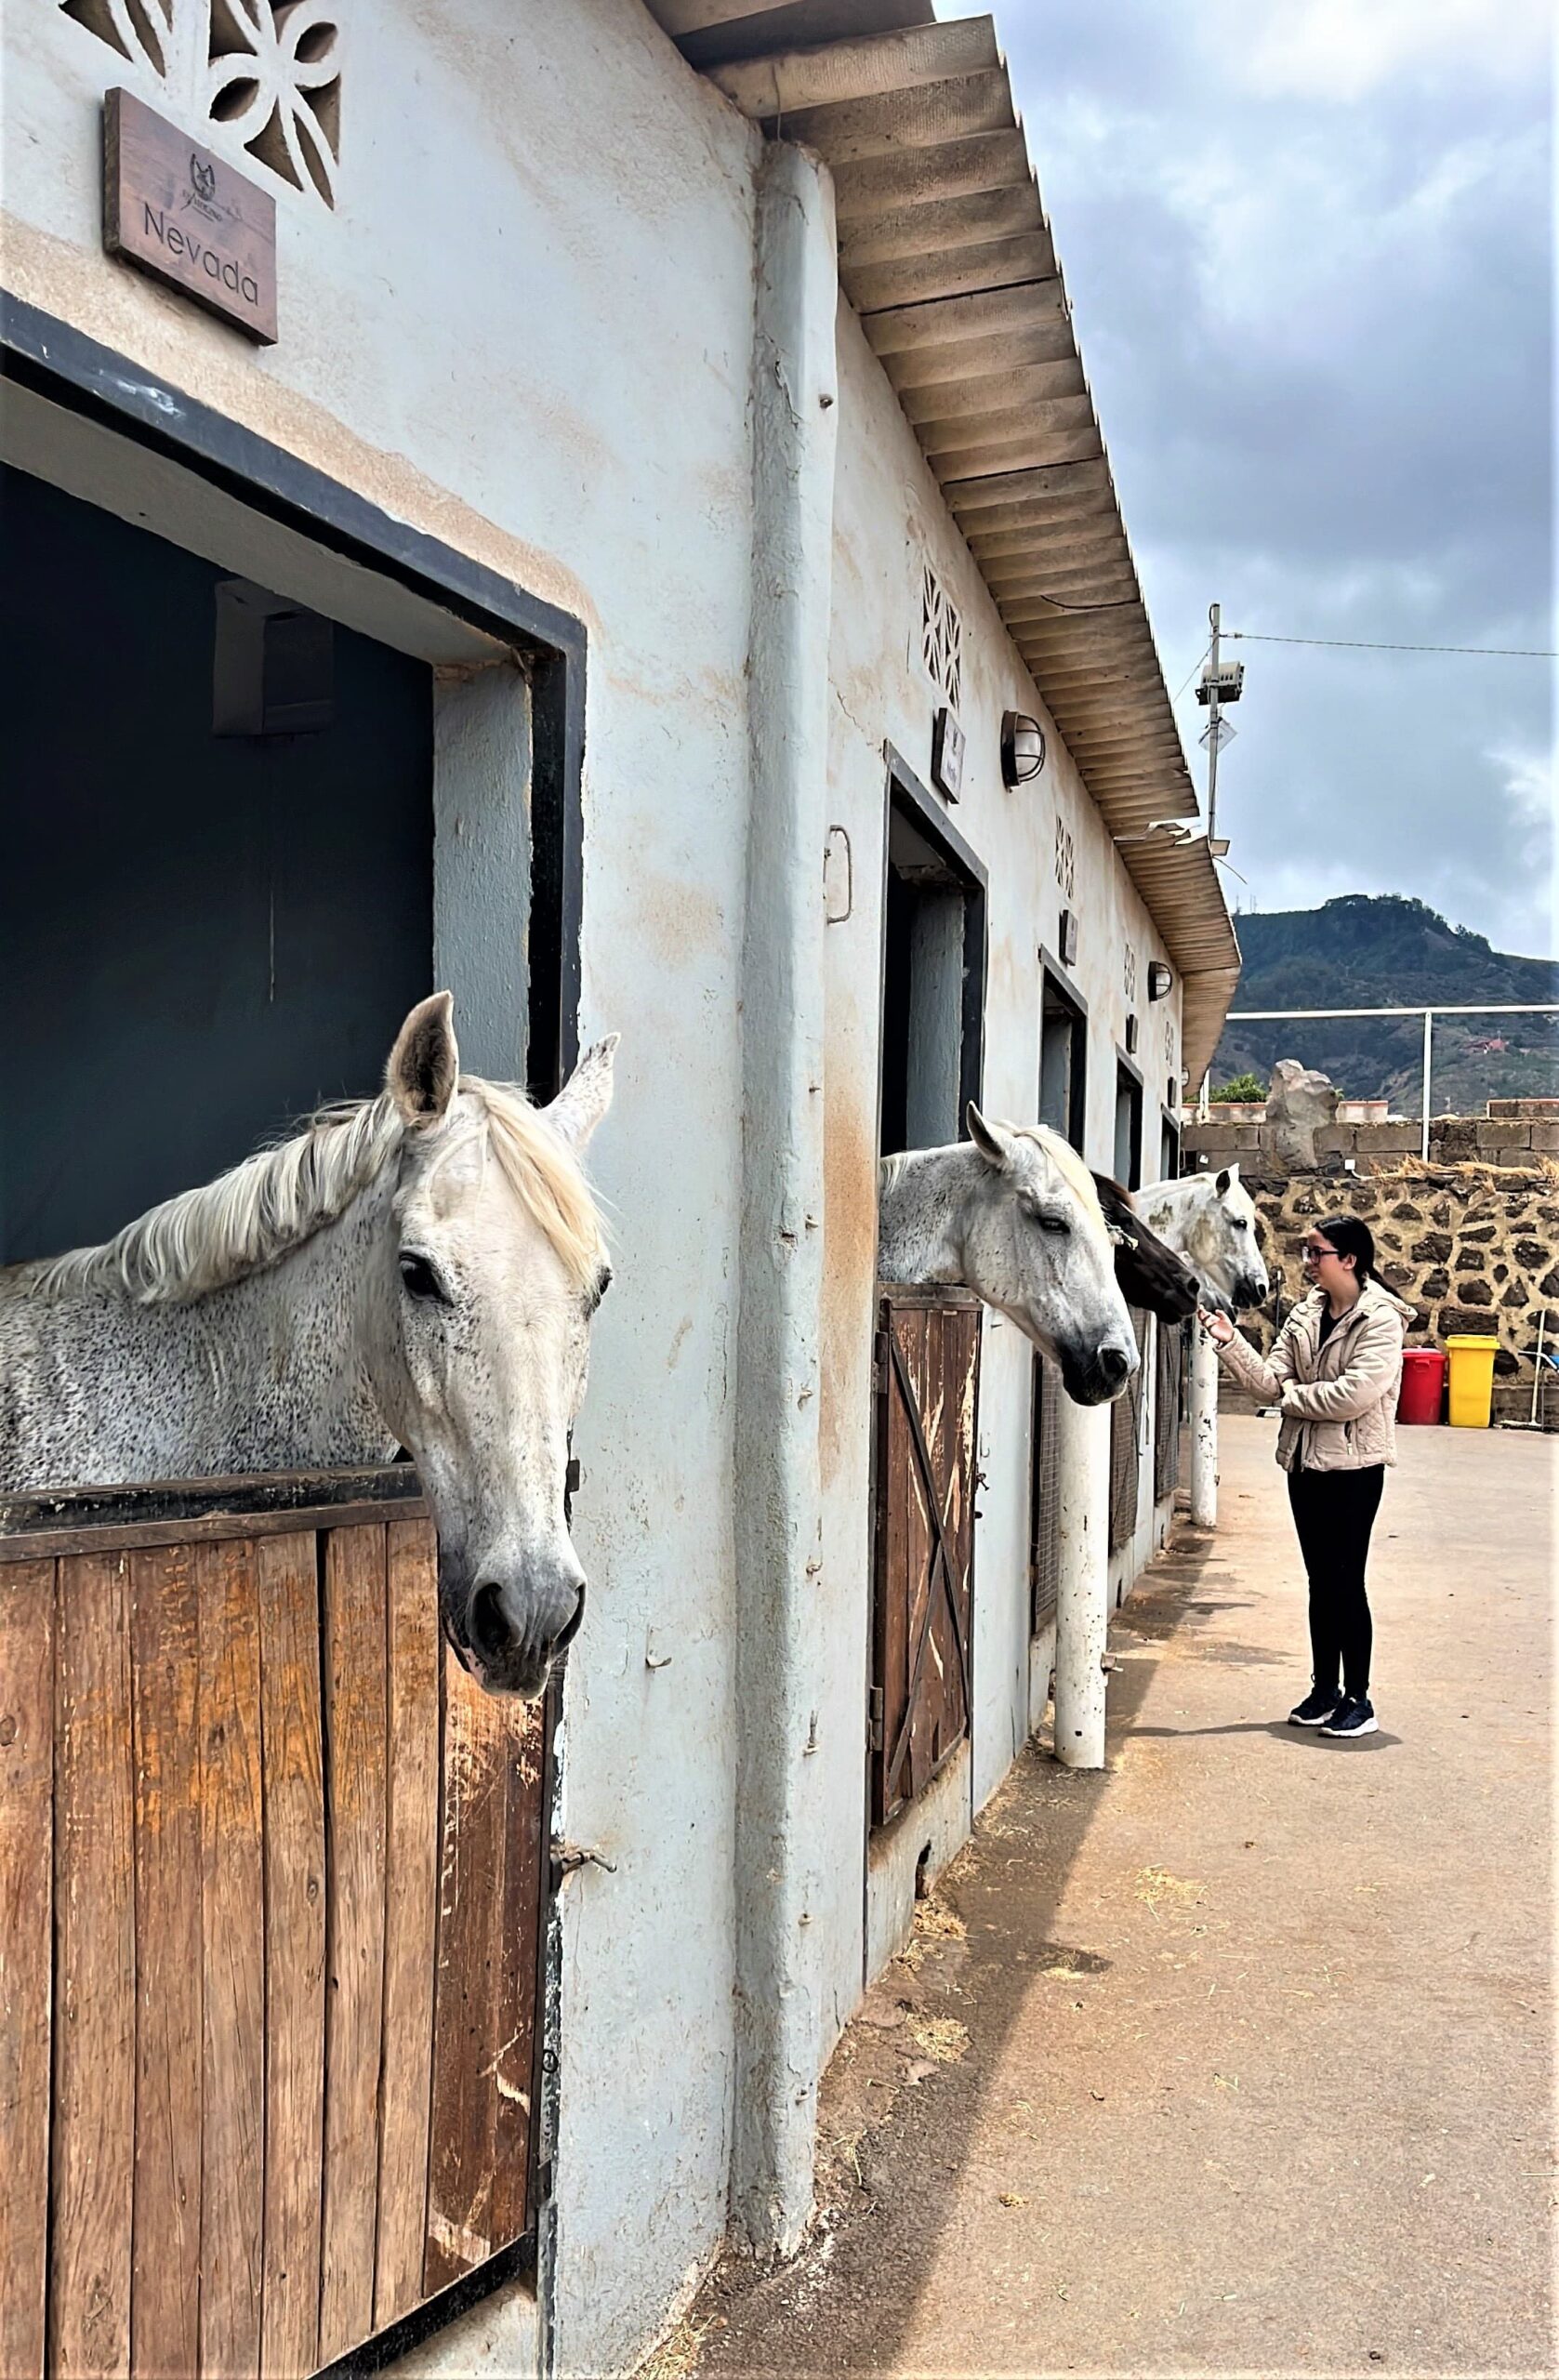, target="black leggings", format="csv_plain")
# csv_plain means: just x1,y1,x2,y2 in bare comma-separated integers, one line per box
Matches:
1286,1465,1384,1699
